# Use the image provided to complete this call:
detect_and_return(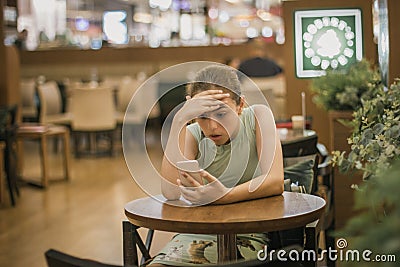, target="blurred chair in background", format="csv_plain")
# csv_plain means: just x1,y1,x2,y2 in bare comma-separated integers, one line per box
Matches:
281,134,318,158
115,76,141,125
315,143,335,267
20,78,38,122
37,80,71,126
45,249,122,267
70,87,116,157
101,75,127,92
16,123,70,188
281,134,335,266
118,77,161,149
